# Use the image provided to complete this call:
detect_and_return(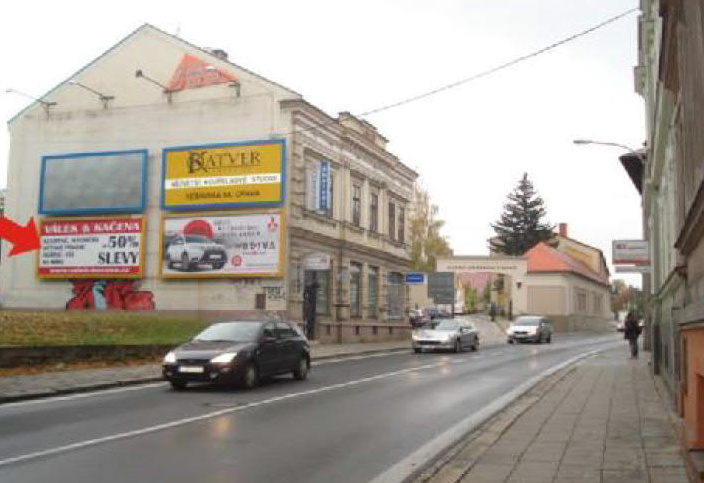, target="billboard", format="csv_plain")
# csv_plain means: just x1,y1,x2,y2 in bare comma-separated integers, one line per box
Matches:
38,217,144,278
162,140,285,210
428,272,455,304
161,212,284,278
612,240,649,265
39,150,147,215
